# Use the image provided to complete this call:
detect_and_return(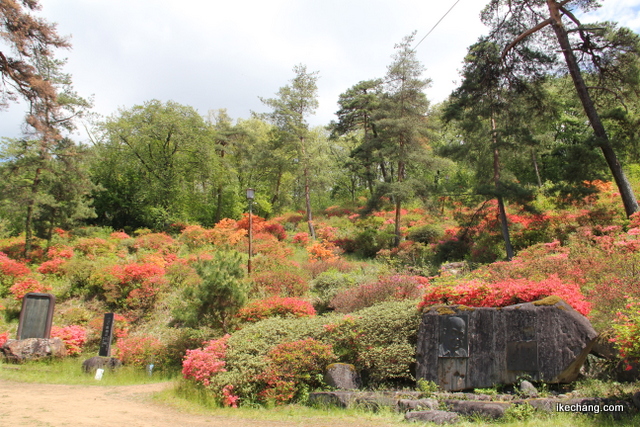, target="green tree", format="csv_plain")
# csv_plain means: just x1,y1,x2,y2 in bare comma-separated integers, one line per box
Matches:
172,251,248,333
91,100,218,230
260,64,320,237
0,53,94,256
378,32,432,246
484,0,640,216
